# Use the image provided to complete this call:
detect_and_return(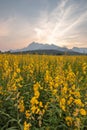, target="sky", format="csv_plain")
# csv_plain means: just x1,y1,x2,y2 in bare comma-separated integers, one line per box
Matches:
0,0,87,51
